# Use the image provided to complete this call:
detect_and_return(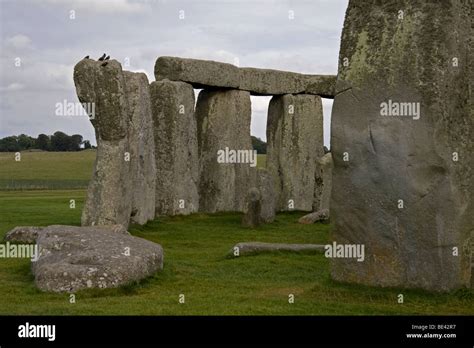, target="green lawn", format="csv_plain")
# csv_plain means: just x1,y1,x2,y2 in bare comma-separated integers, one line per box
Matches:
0,151,266,190
0,189,472,315
257,154,266,168
0,150,95,190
